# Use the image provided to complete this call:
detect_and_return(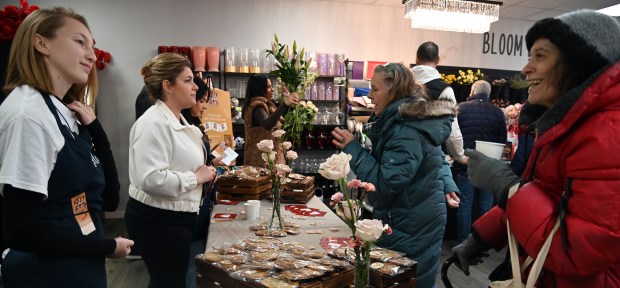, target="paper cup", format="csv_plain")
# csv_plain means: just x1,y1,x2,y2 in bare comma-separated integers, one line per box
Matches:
247,200,261,206
244,203,260,220
475,140,505,160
